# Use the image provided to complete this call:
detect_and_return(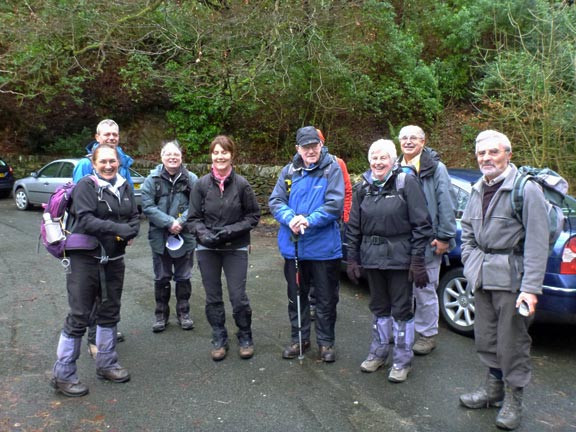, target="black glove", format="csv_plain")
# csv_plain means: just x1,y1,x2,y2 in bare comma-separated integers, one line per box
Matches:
346,260,362,285
409,255,429,288
199,232,218,247
212,227,231,242
115,223,138,240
